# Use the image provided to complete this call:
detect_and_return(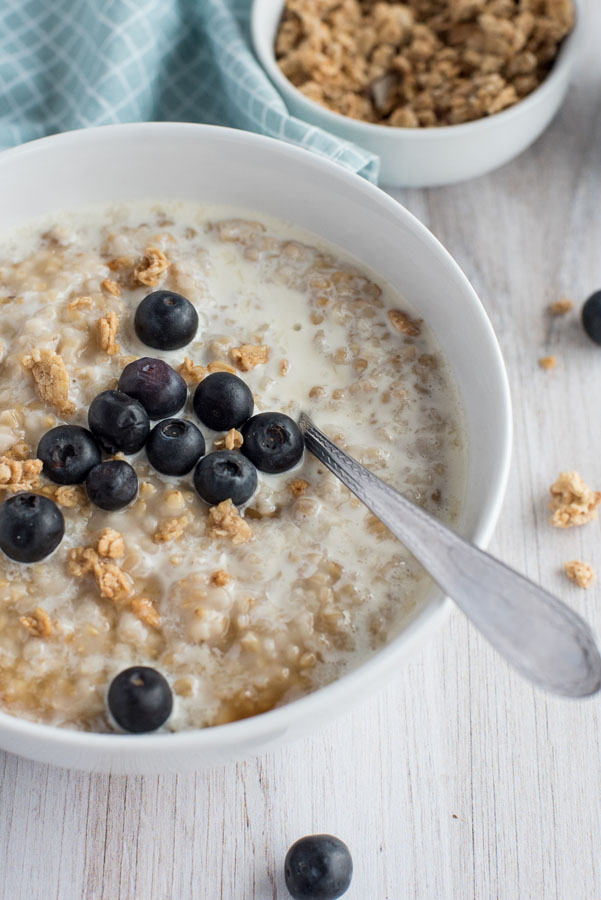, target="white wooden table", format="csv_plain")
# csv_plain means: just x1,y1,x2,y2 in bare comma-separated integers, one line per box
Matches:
2,9,601,899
